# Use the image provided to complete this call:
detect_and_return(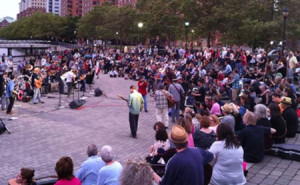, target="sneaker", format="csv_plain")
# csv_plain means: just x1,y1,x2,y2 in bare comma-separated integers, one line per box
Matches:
7,112,14,115
40,101,45,104
145,110,148,113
